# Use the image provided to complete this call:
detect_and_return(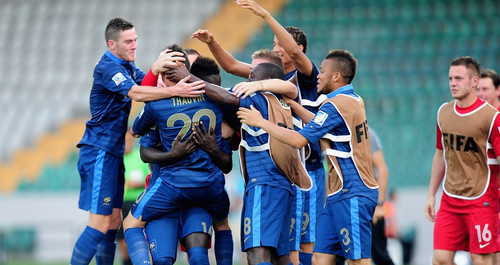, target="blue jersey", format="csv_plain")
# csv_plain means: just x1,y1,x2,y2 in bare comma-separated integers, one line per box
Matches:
285,61,324,170
78,50,145,156
299,85,378,204
238,91,293,193
133,94,225,188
